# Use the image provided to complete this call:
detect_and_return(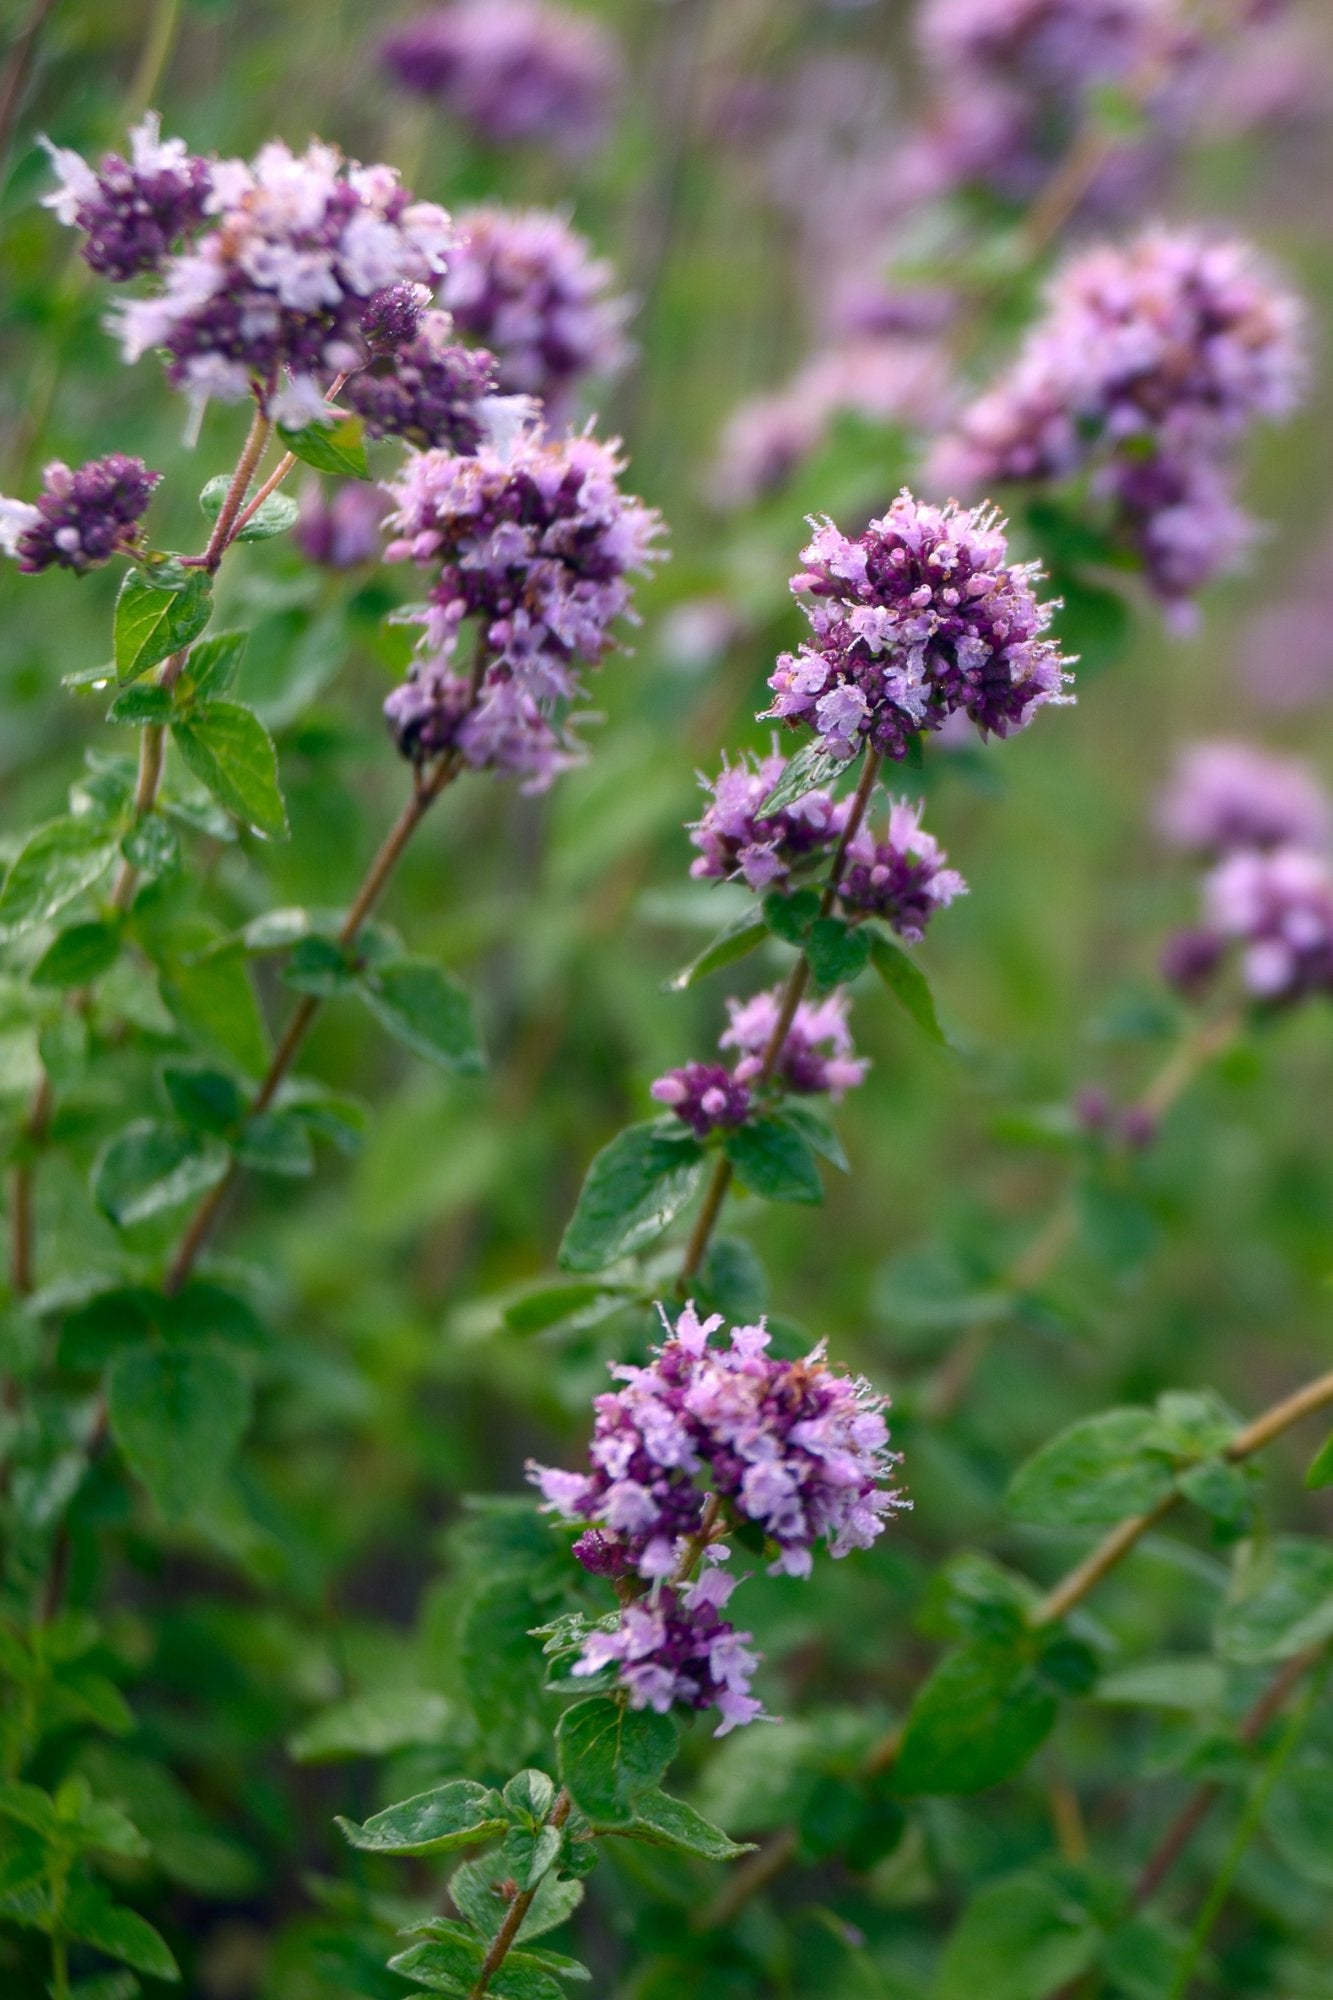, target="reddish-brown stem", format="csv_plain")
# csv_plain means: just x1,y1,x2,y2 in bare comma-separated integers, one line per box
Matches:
227,373,348,544
467,1788,573,1999
161,755,461,1296
677,749,883,1285
201,406,273,571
